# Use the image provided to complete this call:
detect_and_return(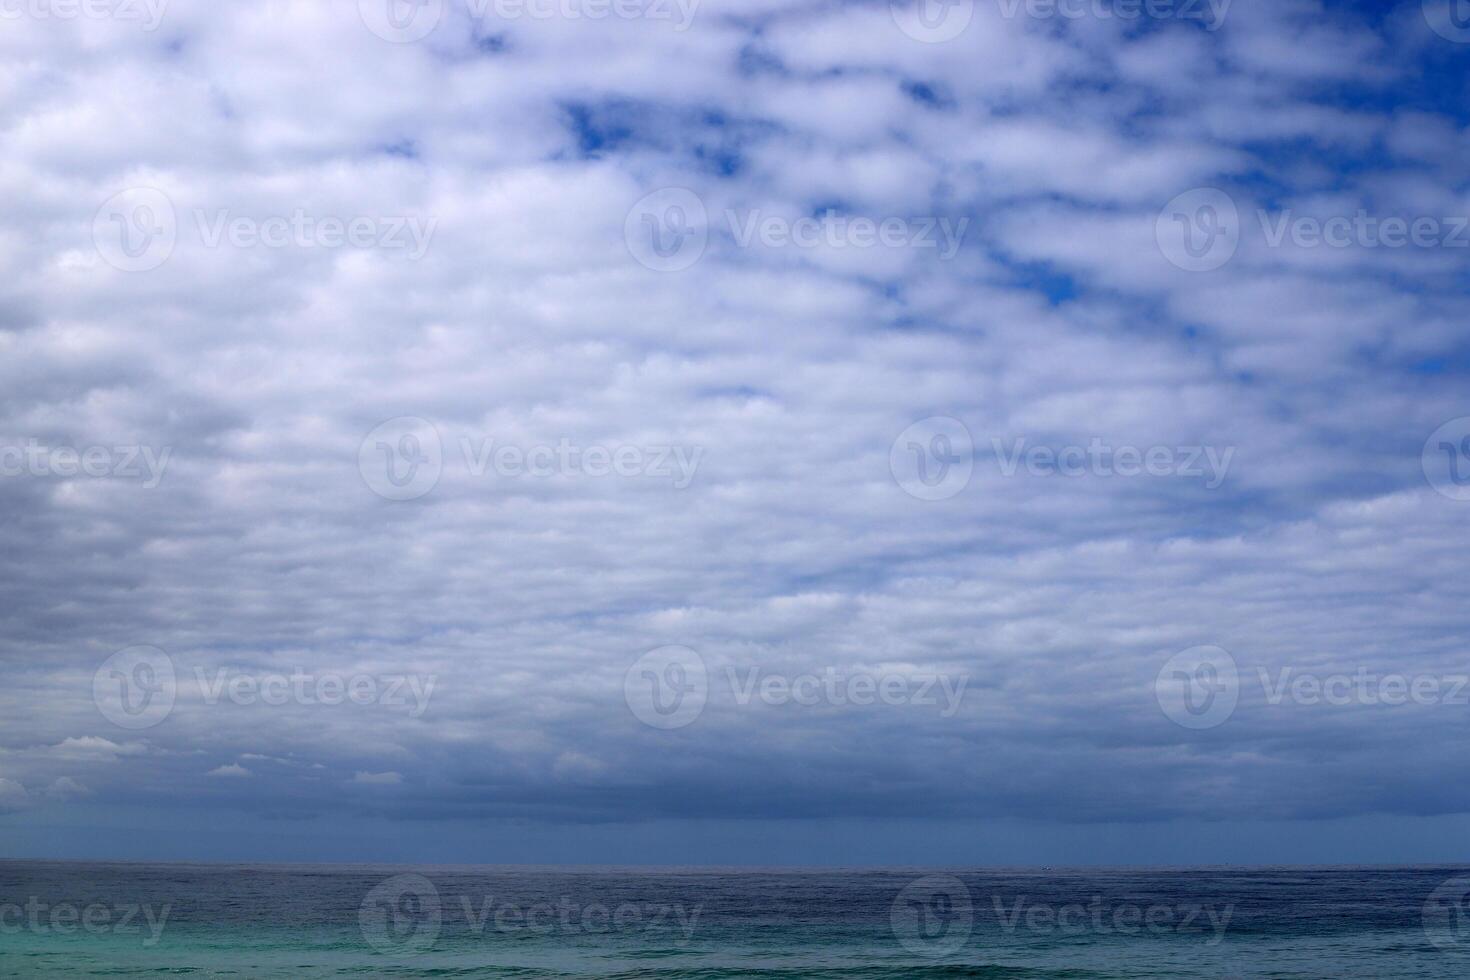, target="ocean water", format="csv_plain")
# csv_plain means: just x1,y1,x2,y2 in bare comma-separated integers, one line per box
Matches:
3,862,1470,977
